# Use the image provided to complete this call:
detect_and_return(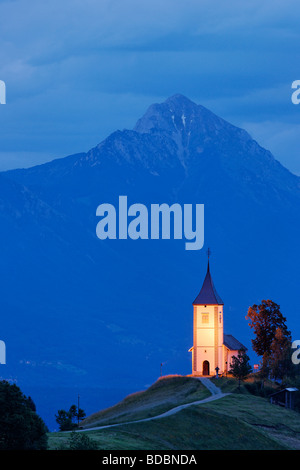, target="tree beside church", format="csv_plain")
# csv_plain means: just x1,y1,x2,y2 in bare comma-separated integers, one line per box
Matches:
246,300,294,381
229,349,252,388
